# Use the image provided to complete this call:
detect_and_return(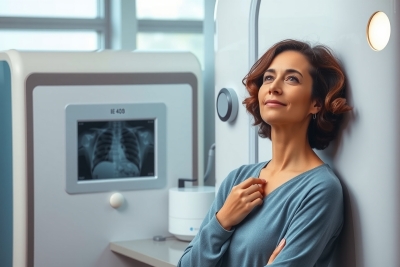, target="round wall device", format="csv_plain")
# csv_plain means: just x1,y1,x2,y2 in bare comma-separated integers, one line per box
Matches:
109,192,124,209
216,88,238,122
